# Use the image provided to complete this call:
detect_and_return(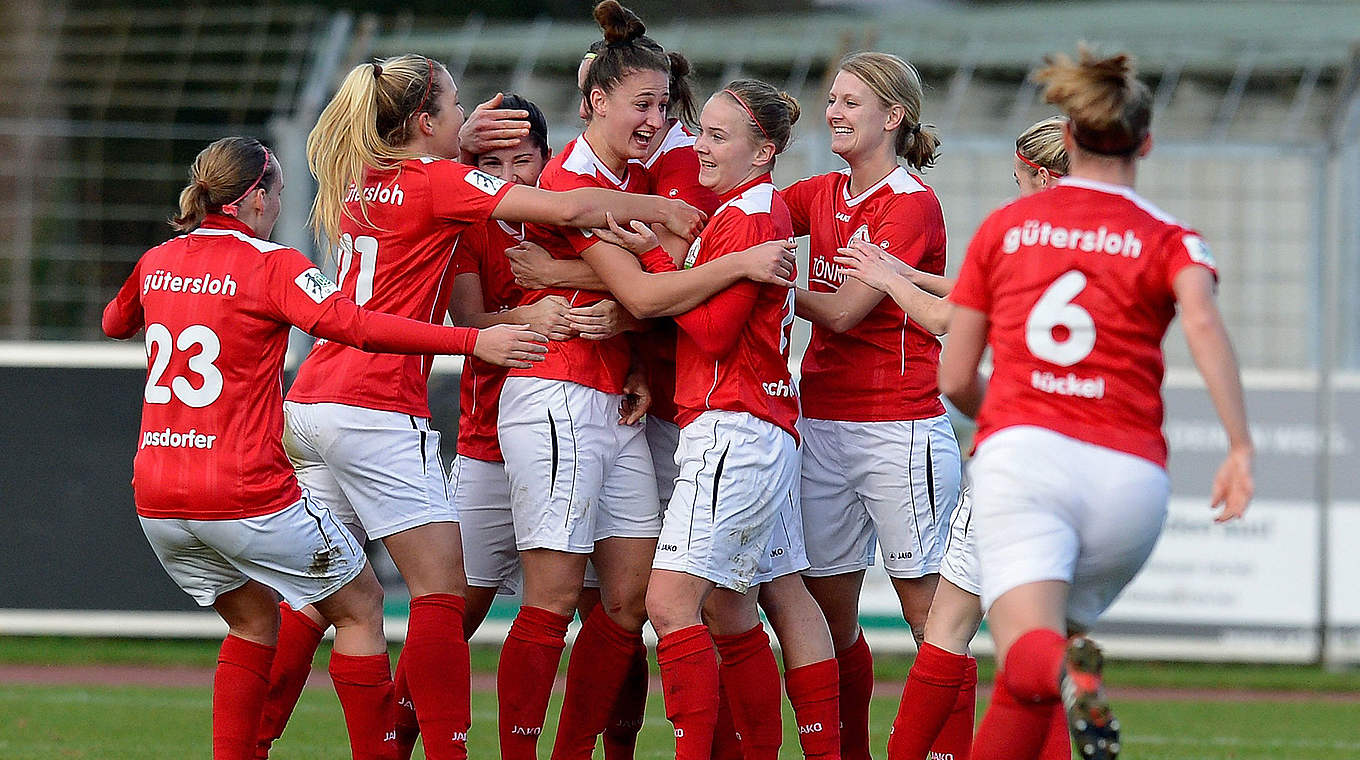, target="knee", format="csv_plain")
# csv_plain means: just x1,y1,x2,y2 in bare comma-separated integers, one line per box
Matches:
229,610,280,645
600,592,648,632
318,571,385,630
645,587,698,638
